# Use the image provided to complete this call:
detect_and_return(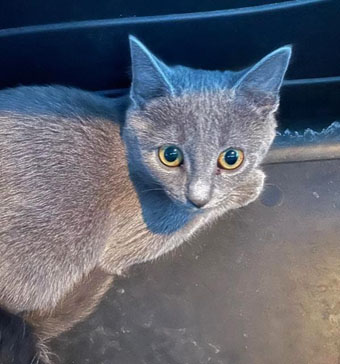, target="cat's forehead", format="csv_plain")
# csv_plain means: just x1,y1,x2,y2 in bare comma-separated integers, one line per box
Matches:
133,90,264,138
127,90,275,153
